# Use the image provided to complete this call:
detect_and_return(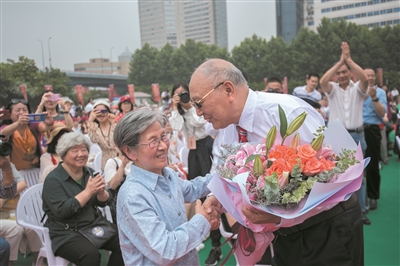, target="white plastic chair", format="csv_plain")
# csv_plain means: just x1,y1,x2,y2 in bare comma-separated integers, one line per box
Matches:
16,183,70,266
89,143,101,158
19,168,40,189
93,151,102,173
